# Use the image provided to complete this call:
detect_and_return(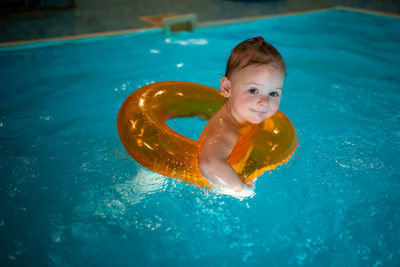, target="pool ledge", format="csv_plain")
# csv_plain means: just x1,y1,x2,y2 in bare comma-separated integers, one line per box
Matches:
1,6,399,49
